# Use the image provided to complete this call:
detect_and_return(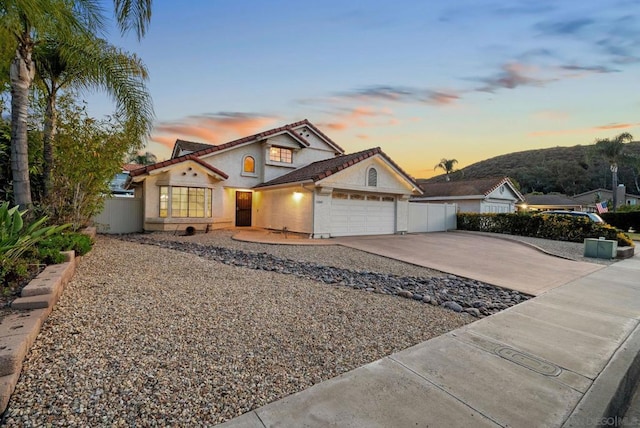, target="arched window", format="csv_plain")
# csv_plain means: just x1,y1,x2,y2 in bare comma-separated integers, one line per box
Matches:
243,156,255,173
367,167,378,187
